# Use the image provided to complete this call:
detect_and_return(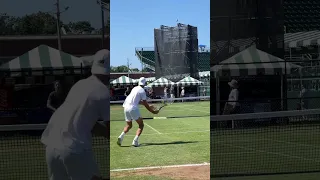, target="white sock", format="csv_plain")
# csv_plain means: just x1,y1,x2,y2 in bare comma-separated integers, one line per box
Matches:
133,135,139,141
119,132,125,139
